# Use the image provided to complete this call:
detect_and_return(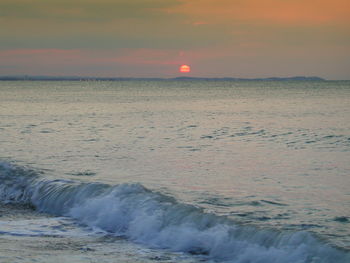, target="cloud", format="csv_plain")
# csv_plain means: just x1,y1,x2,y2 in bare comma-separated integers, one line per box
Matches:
0,1,349,78
0,49,80,56
169,0,350,26
0,47,233,76
0,49,82,69
0,0,181,20
0,0,232,50
0,48,183,77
